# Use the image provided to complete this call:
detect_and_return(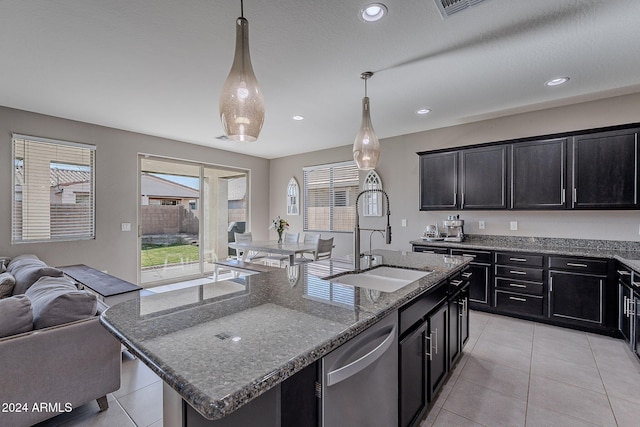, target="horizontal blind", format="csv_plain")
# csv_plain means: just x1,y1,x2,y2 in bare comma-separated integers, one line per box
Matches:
12,135,95,243
303,162,358,232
